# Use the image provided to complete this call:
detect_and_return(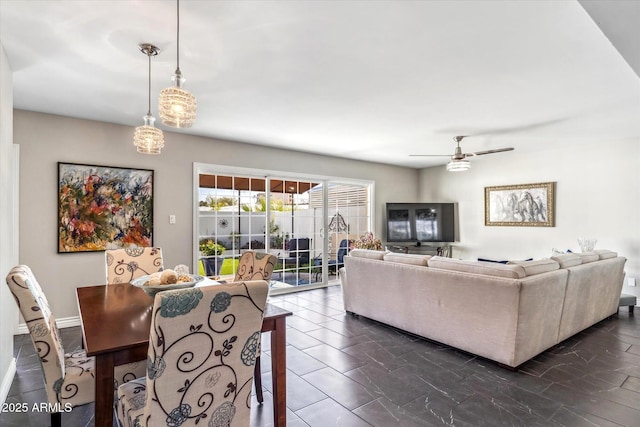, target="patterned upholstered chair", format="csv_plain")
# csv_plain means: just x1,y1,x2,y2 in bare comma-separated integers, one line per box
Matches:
6,265,94,426
233,251,277,403
234,250,277,281
5,266,146,427
105,247,164,284
116,280,269,427
104,247,158,387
